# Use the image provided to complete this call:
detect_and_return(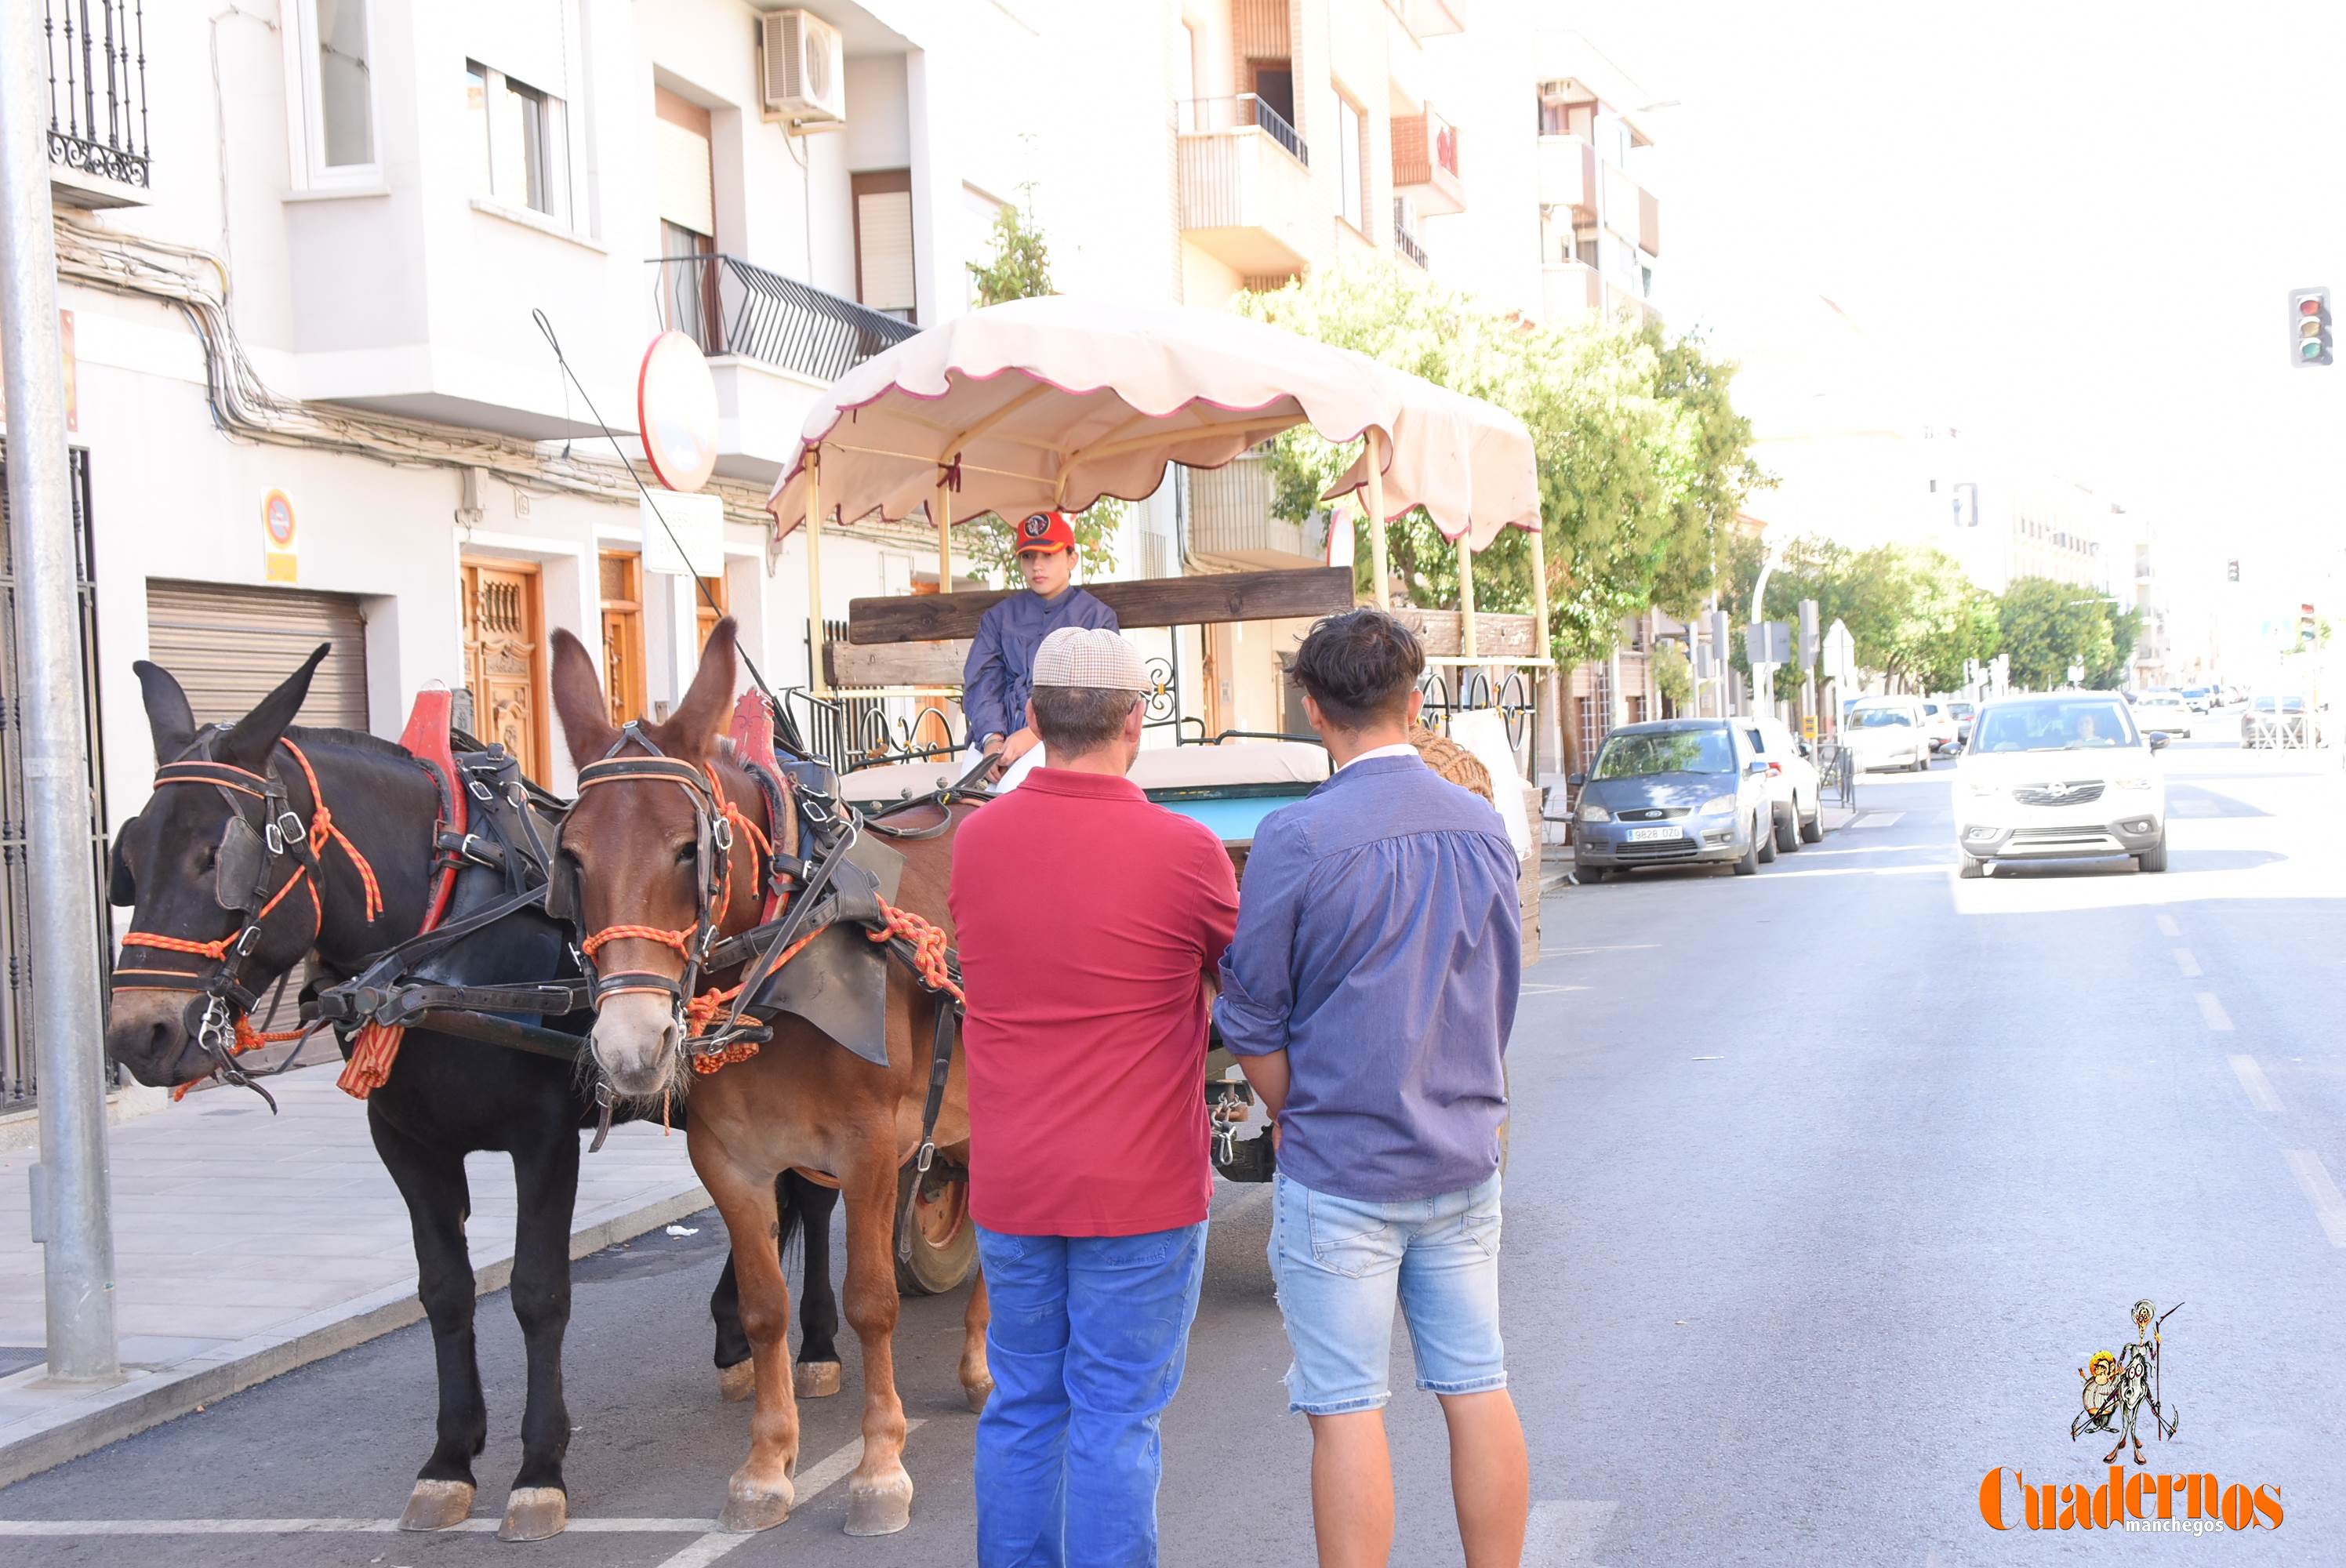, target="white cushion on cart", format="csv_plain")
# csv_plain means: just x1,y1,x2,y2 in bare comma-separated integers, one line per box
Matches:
1127,741,1329,790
